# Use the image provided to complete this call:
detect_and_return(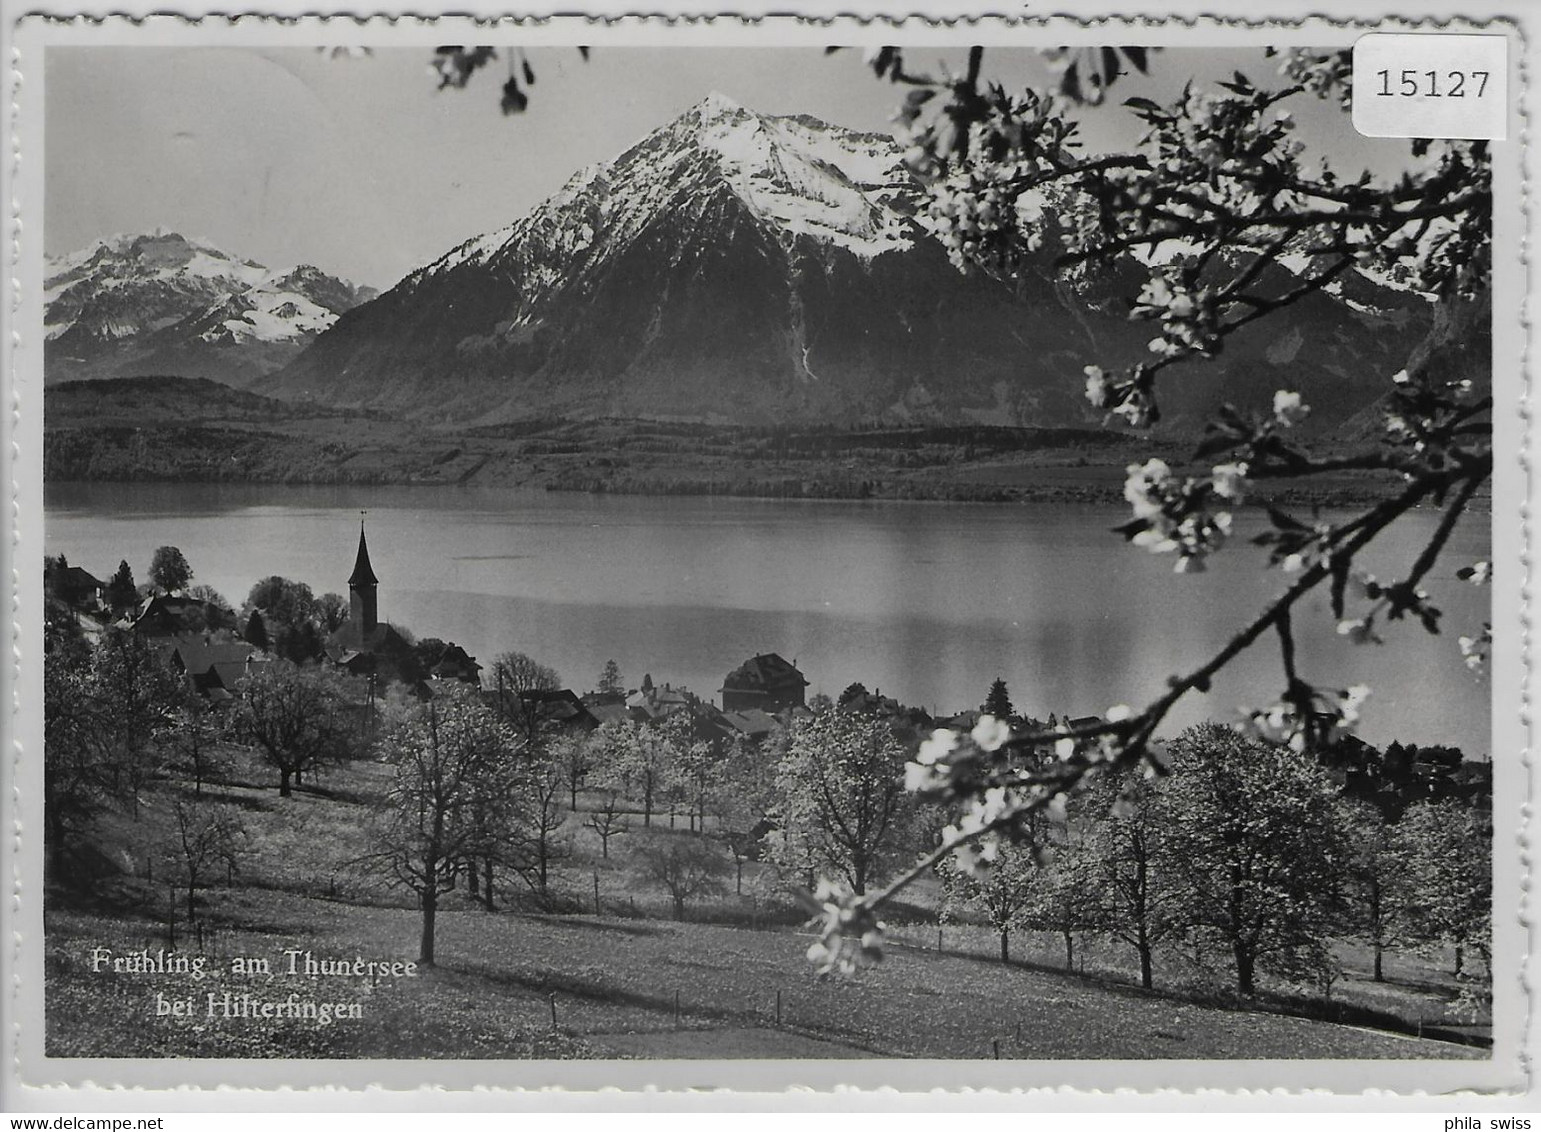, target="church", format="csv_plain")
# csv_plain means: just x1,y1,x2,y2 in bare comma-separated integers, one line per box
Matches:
323,523,419,687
